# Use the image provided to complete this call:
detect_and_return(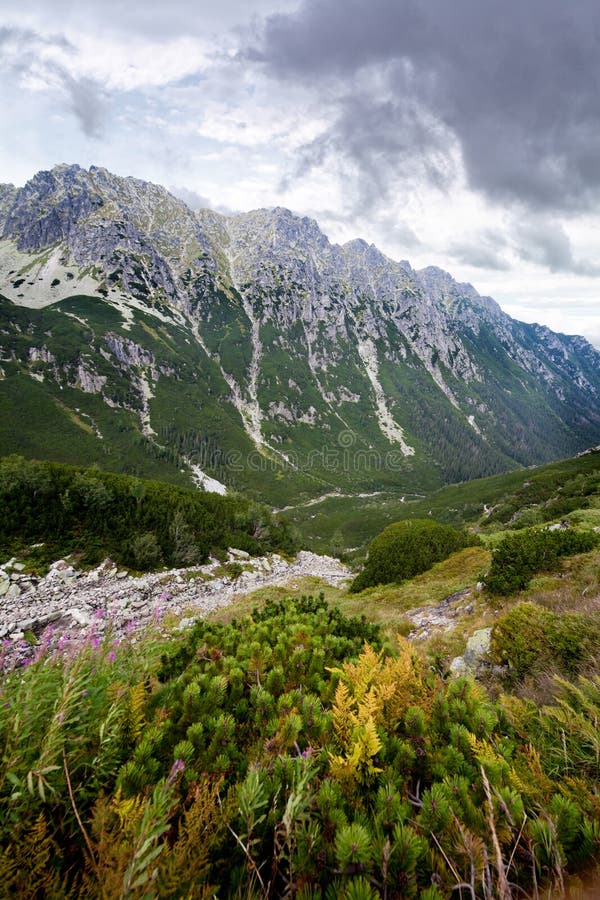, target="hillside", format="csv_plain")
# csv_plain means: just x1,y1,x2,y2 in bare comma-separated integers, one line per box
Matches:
2,448,600,896
0,456,296,571
1,164,600,506
287,446,600,554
